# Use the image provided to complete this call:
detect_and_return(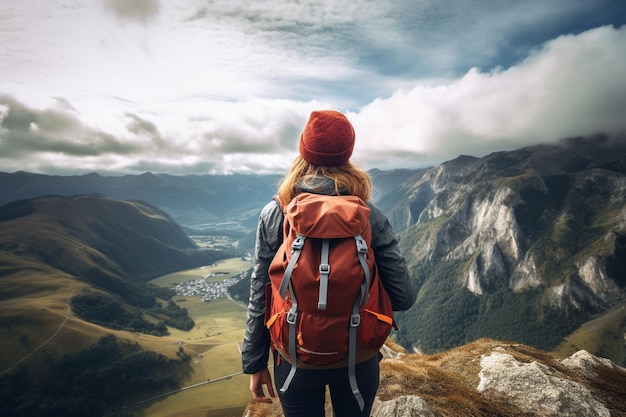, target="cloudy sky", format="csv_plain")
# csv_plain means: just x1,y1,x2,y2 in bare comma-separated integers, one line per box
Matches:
1,0,625,176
